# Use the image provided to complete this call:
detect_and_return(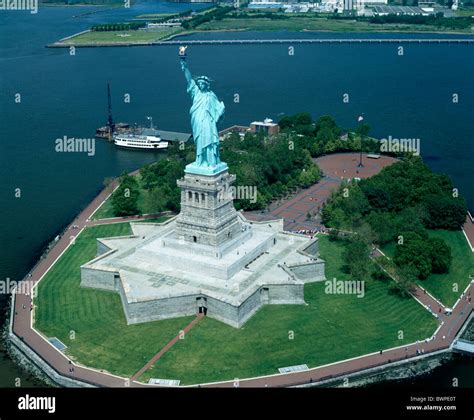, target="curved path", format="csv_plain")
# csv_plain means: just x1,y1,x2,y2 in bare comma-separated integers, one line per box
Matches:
10,157,474,388
244,153,398,231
